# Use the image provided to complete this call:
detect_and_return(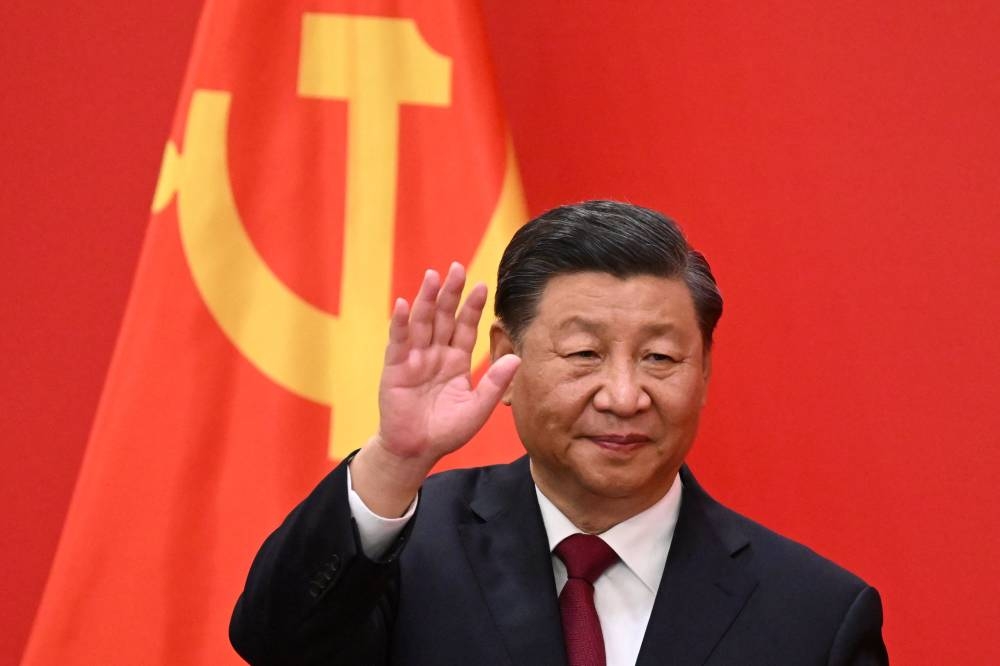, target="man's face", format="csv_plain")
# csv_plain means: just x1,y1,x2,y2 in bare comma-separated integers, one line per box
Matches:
493,272,710,517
